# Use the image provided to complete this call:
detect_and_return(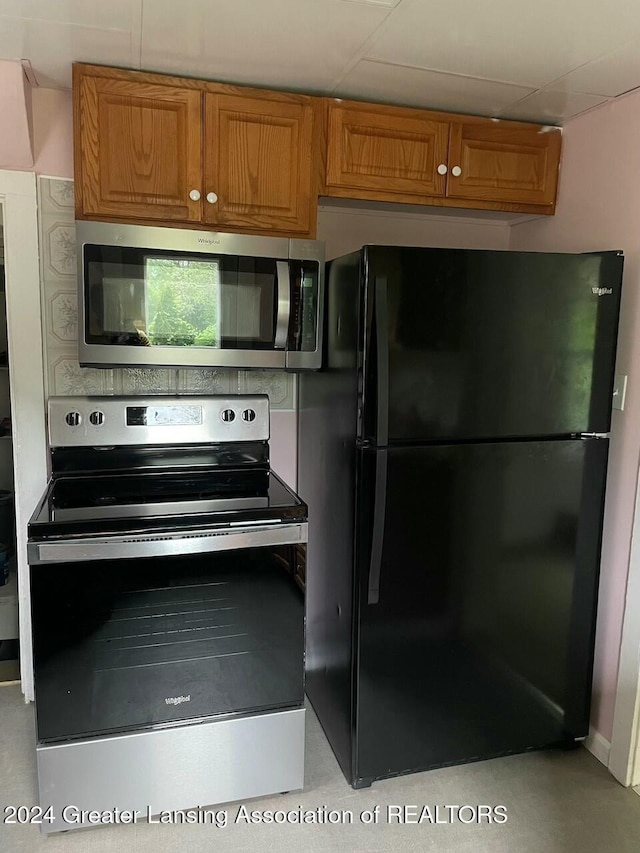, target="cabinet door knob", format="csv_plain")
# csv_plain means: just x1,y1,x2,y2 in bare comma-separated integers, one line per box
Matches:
189,189,201,201
206,192,219,204
451,166,462,177
437,164,448,175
